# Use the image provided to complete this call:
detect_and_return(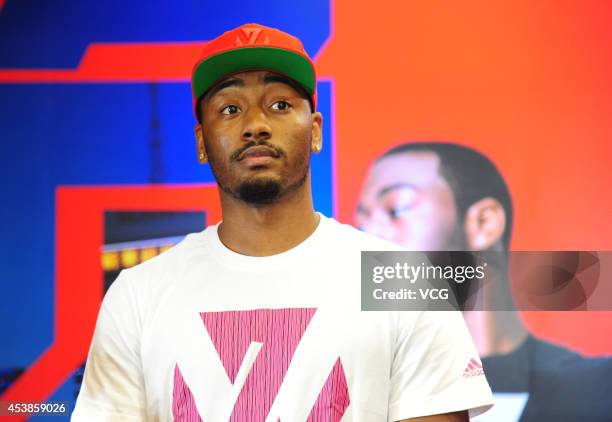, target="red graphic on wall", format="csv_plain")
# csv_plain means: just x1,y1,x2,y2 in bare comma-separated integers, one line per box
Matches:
0,185,221,421
0,42,208,83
